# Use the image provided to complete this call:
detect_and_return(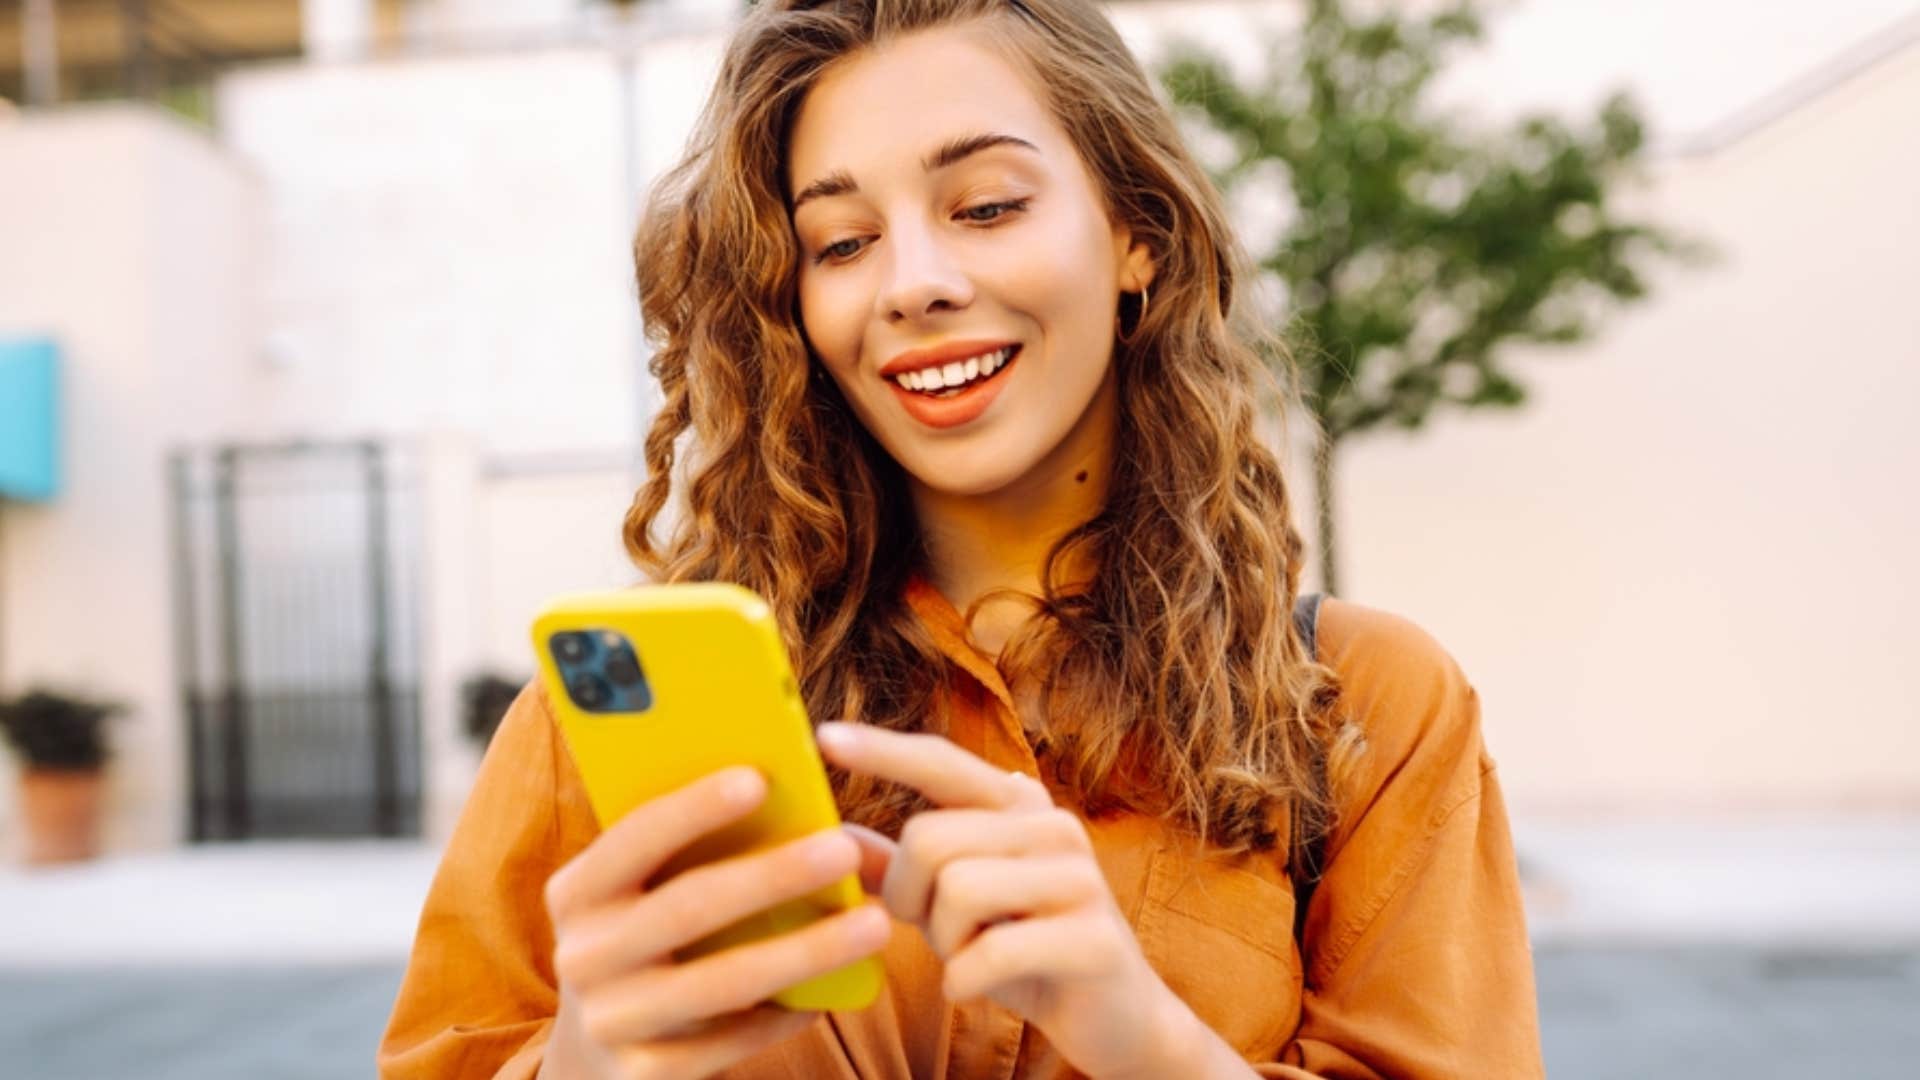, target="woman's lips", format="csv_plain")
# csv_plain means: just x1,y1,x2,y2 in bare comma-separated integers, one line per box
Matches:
885,346,1020,430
